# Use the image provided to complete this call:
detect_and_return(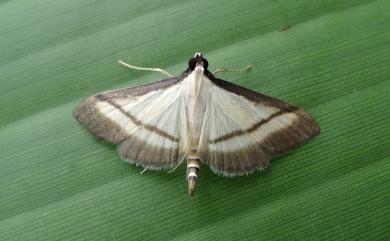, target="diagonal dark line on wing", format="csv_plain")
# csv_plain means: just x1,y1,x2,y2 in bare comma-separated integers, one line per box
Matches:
207,73,300,144
96,94,179,142
210,109,298,144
